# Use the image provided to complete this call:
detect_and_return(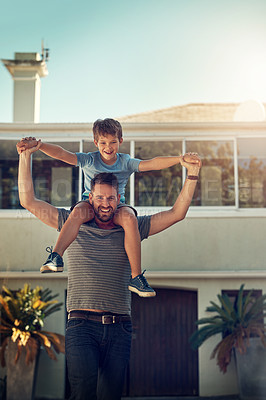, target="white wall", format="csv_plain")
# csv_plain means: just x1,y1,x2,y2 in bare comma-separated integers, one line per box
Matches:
1,211,266,272
1,211,266,397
